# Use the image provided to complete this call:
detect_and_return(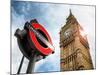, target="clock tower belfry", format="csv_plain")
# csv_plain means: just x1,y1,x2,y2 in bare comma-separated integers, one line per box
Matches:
60,10,94,71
